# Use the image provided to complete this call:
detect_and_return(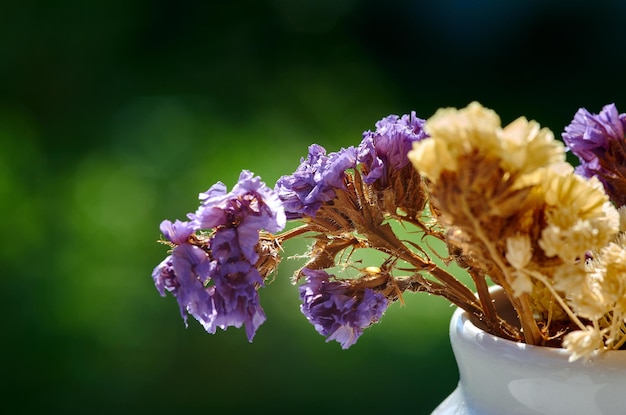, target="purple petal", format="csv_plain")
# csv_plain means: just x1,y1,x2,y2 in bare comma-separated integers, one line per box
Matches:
275,145,357,218
298,268,388,349
357,111,428,185
152,256,178,297
562,103,626,206
170,243,215,327
159,219,197,245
